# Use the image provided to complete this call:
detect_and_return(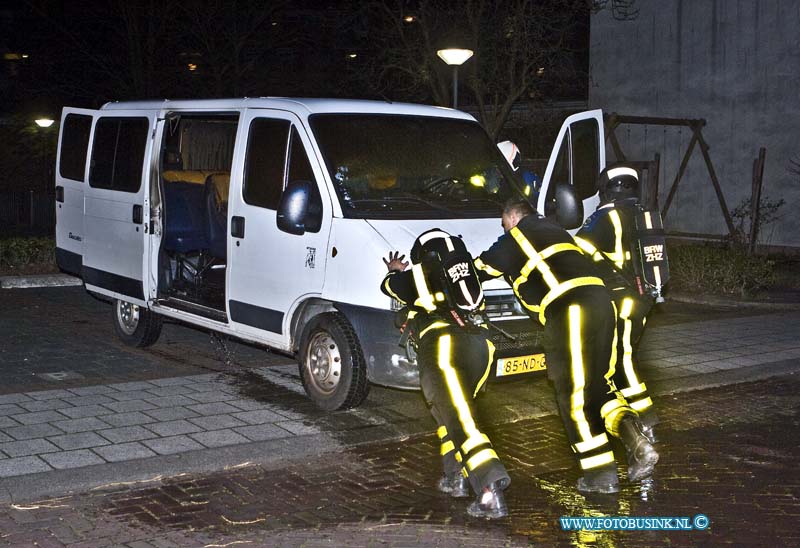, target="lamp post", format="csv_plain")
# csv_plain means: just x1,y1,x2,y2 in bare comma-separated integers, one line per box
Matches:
436,48,474,109
34,118,56,228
